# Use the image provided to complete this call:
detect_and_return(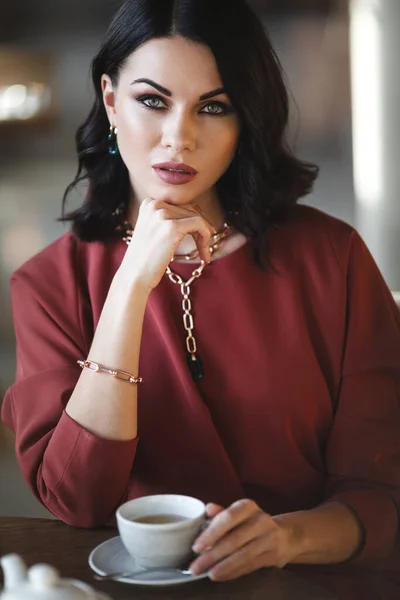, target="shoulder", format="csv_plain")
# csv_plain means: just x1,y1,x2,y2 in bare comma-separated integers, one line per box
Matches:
11,230,124,315
284,204,355,244
272,204,359,272
10,230,118,300
11,231,84,295
14,230,79,270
